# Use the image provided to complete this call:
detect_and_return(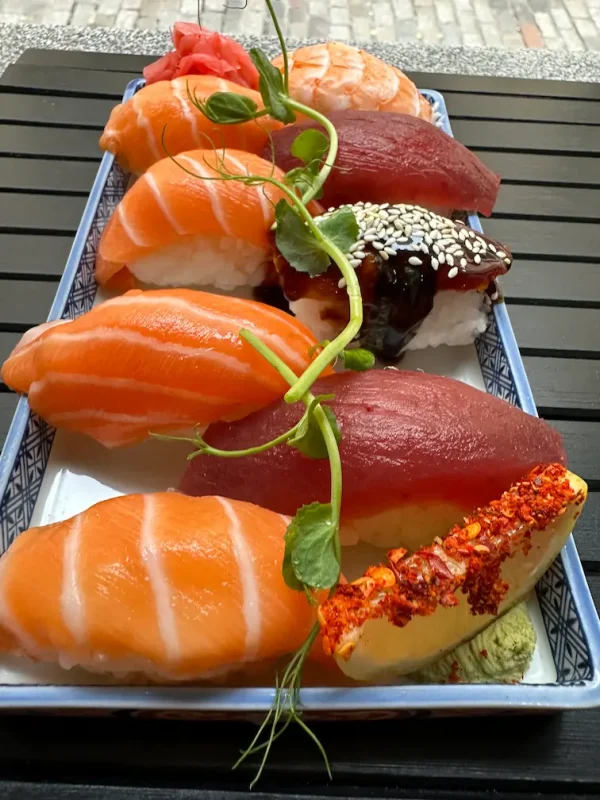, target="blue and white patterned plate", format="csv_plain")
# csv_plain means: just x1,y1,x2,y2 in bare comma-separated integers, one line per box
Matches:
0,82,598,716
